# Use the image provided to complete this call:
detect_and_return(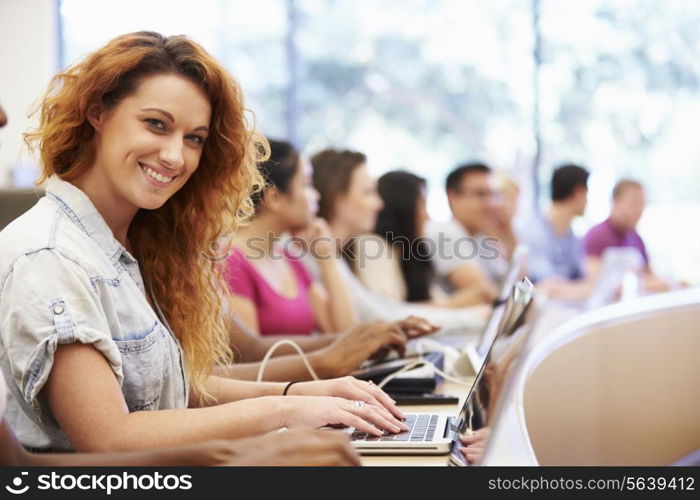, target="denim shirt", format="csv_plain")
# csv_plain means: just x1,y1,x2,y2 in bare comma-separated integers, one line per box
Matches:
0,176,188,450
